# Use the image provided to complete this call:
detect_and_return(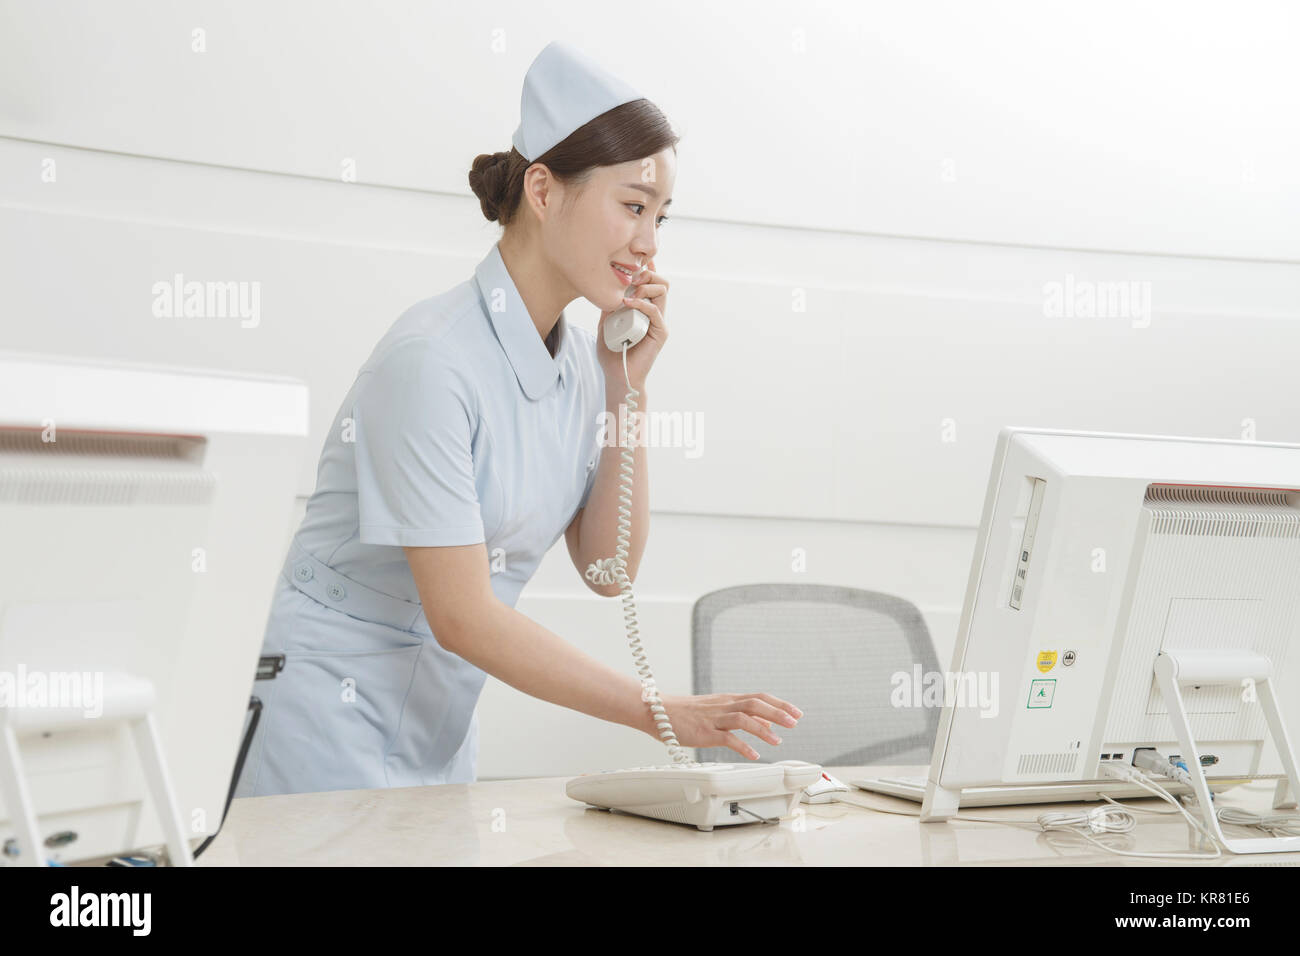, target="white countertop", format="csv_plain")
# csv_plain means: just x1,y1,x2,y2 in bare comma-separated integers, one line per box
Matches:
195,765,1300,866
